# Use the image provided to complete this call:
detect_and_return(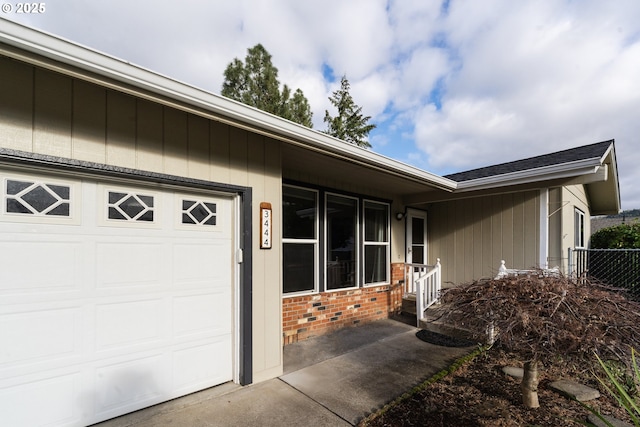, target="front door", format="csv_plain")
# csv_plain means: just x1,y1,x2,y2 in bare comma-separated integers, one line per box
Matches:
406,209,428,265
